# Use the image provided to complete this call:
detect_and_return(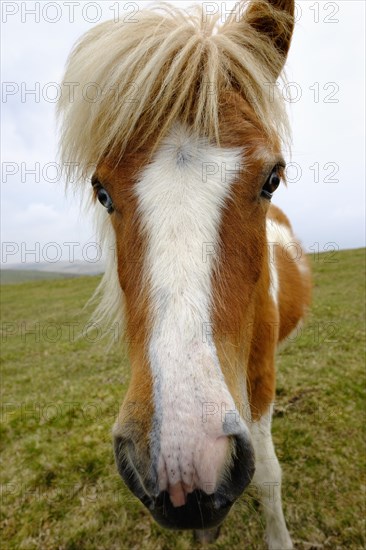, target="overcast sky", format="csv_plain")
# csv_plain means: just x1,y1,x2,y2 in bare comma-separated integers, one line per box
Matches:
1,0,365,266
